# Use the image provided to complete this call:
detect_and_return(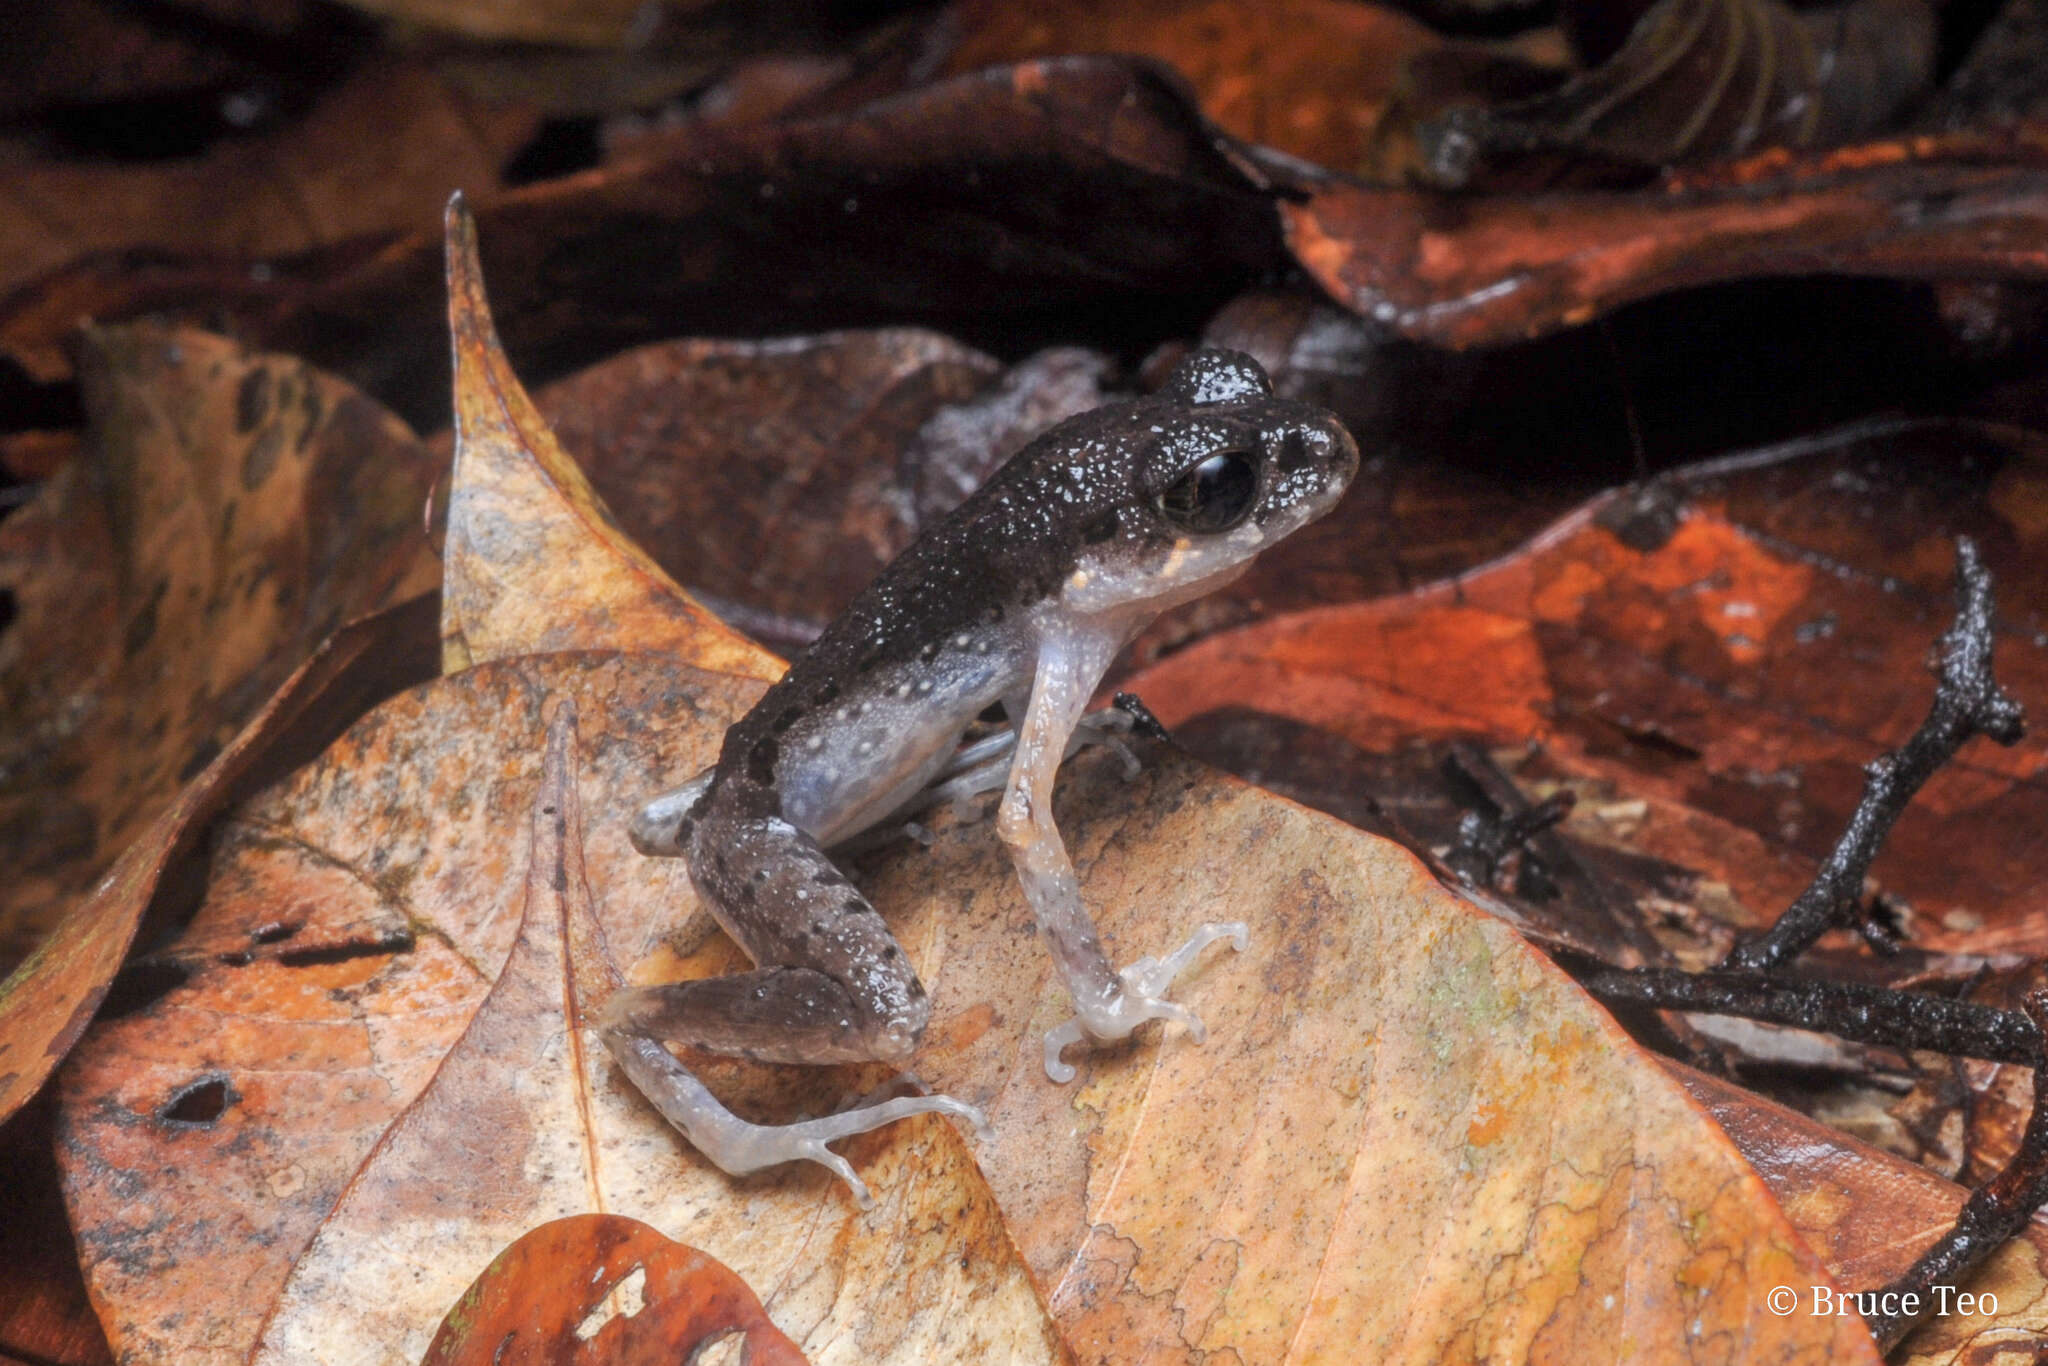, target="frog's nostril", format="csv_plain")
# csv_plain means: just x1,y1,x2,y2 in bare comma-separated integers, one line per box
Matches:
1274,429,1313,472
